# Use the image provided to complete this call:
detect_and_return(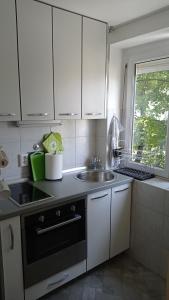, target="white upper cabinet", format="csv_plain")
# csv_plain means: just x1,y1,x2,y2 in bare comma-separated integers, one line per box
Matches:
1,1,107,122
82,17,107,119
16,0,54,121
0,0,20,121
53,9,81,120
